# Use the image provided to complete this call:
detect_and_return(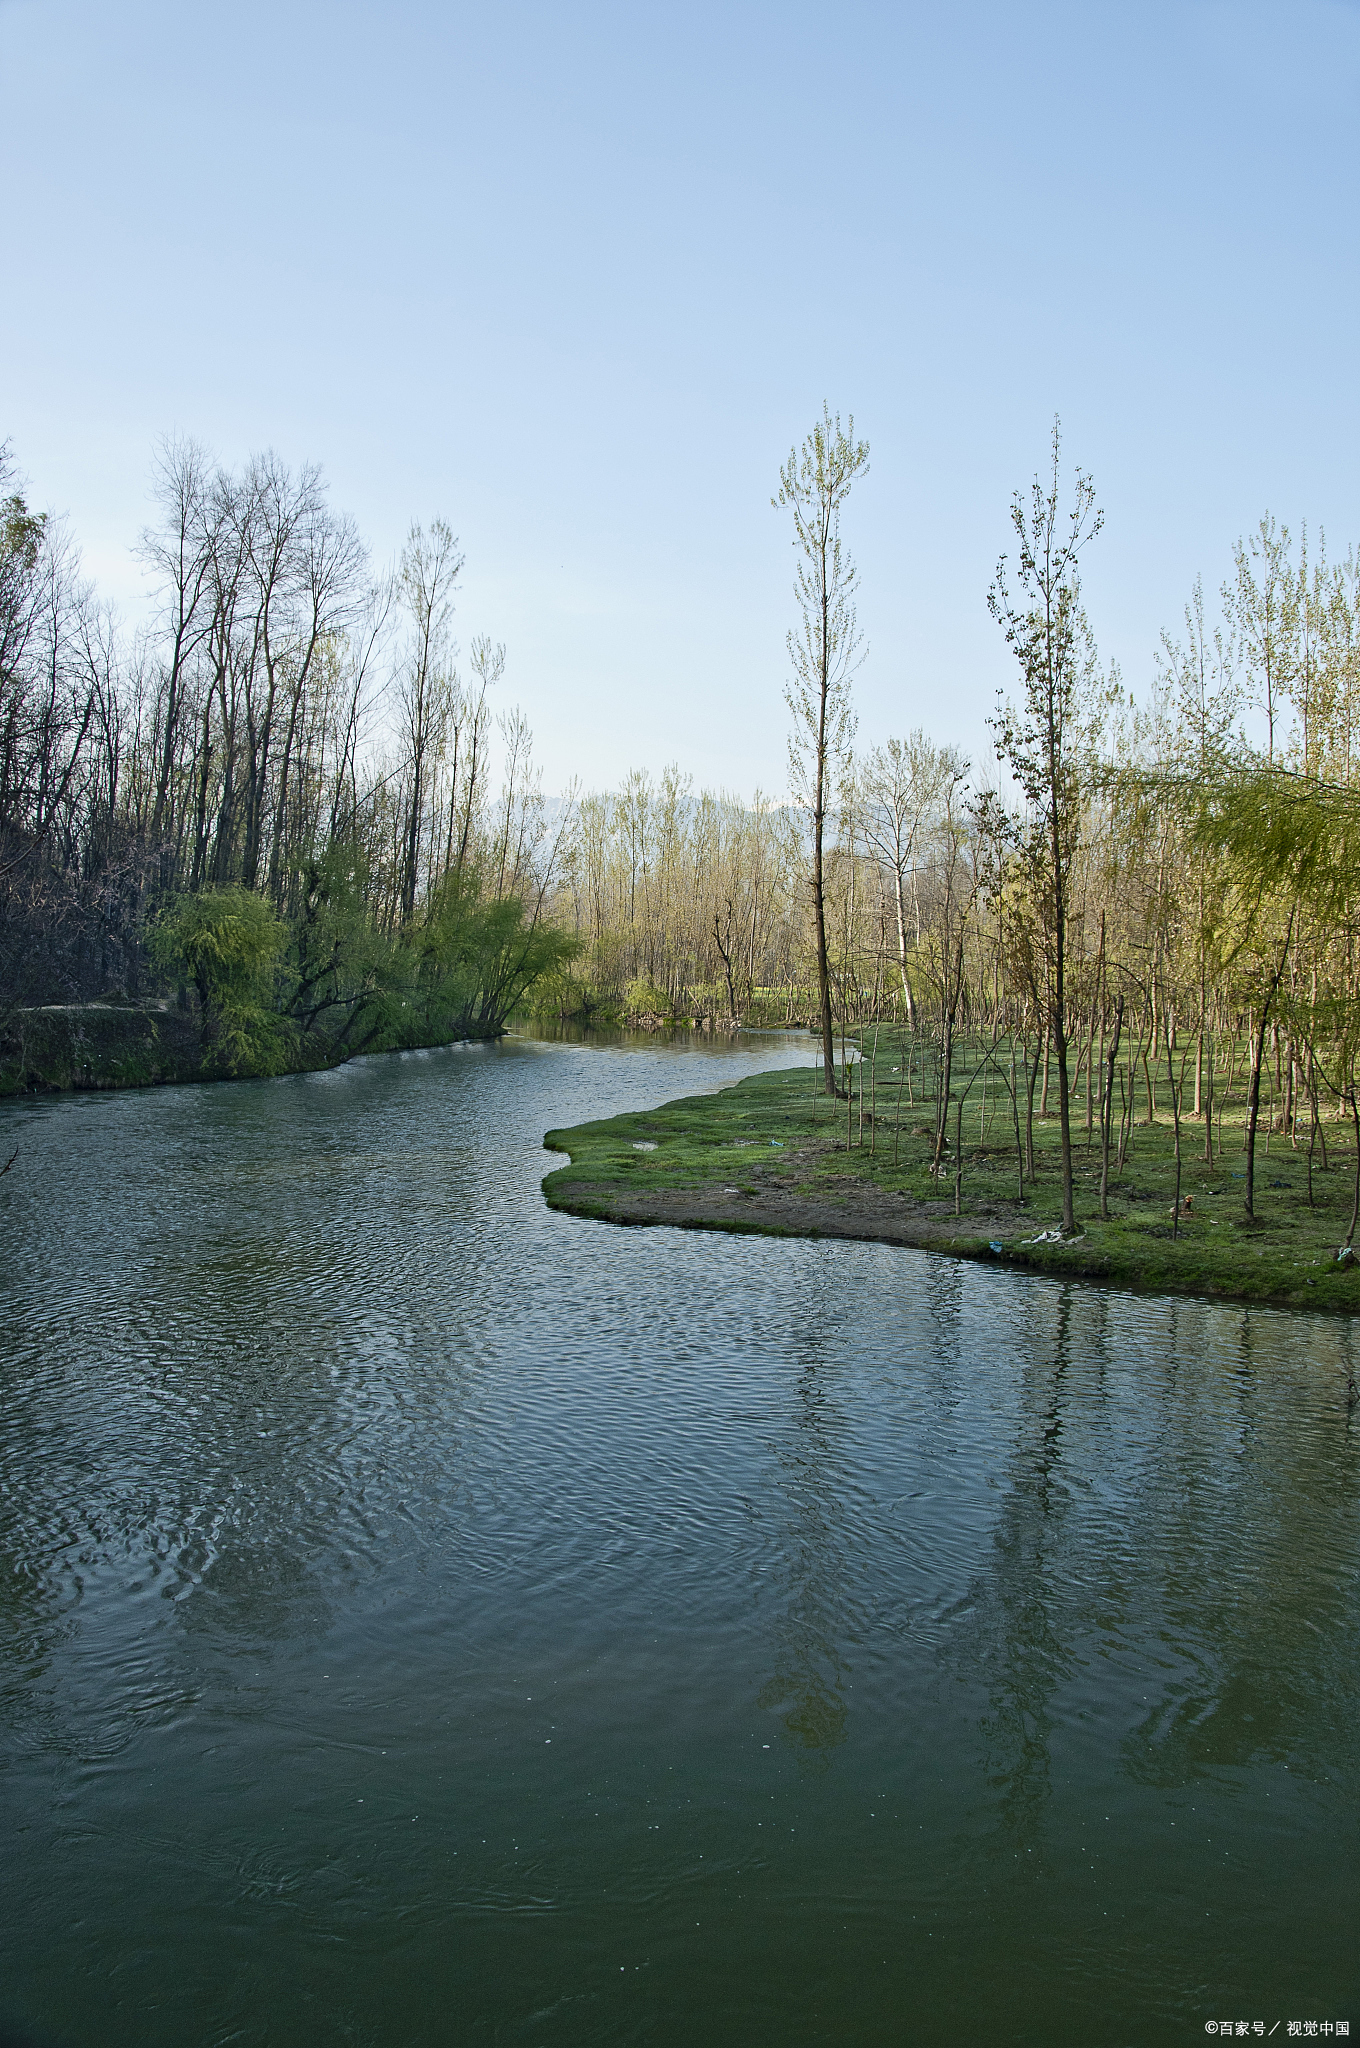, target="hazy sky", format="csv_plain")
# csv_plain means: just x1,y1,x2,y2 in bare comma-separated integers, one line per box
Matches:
3,0,1358,794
